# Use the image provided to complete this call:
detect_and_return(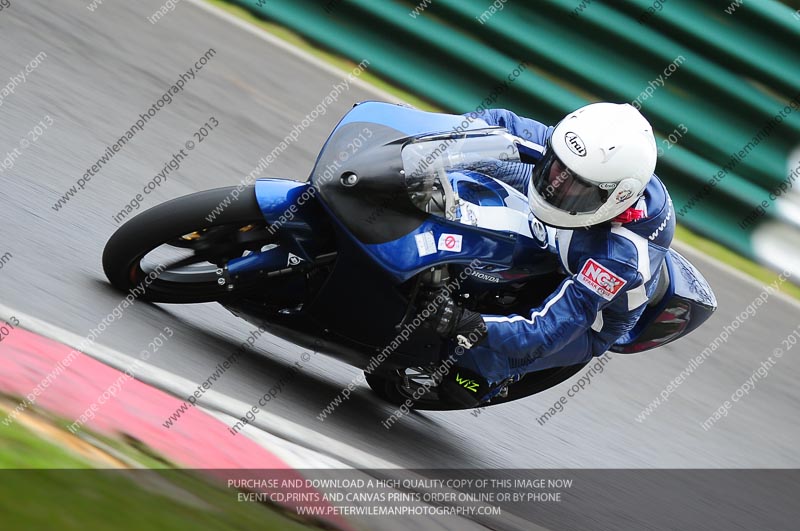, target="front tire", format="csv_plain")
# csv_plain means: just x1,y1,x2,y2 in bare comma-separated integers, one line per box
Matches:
103,186,270,303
